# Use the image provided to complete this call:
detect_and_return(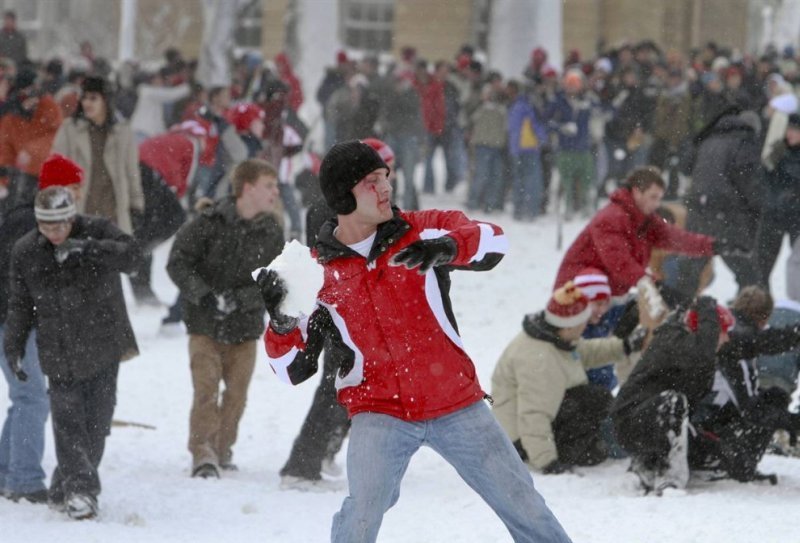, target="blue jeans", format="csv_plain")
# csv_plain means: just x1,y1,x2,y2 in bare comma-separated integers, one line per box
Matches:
0,326,49,494
384,133,420,210
512,153,544,220
331,401,572,543
468,145,506,211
